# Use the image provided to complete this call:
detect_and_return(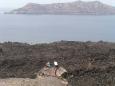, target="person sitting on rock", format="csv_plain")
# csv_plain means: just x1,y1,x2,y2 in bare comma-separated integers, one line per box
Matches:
54,61,58,67
54,61,59,76
46,62,51,68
